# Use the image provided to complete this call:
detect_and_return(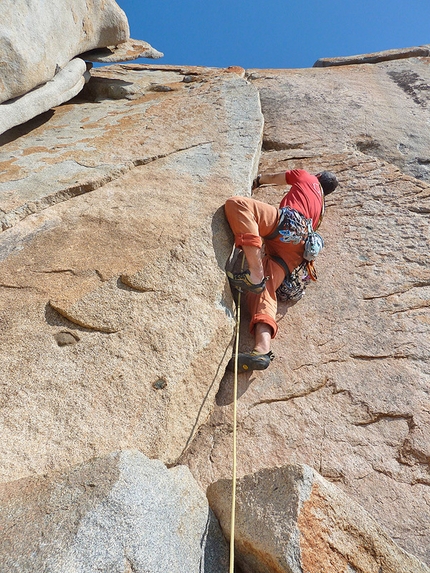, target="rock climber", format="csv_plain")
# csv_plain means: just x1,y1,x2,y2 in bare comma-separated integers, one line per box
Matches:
224,169,338,372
